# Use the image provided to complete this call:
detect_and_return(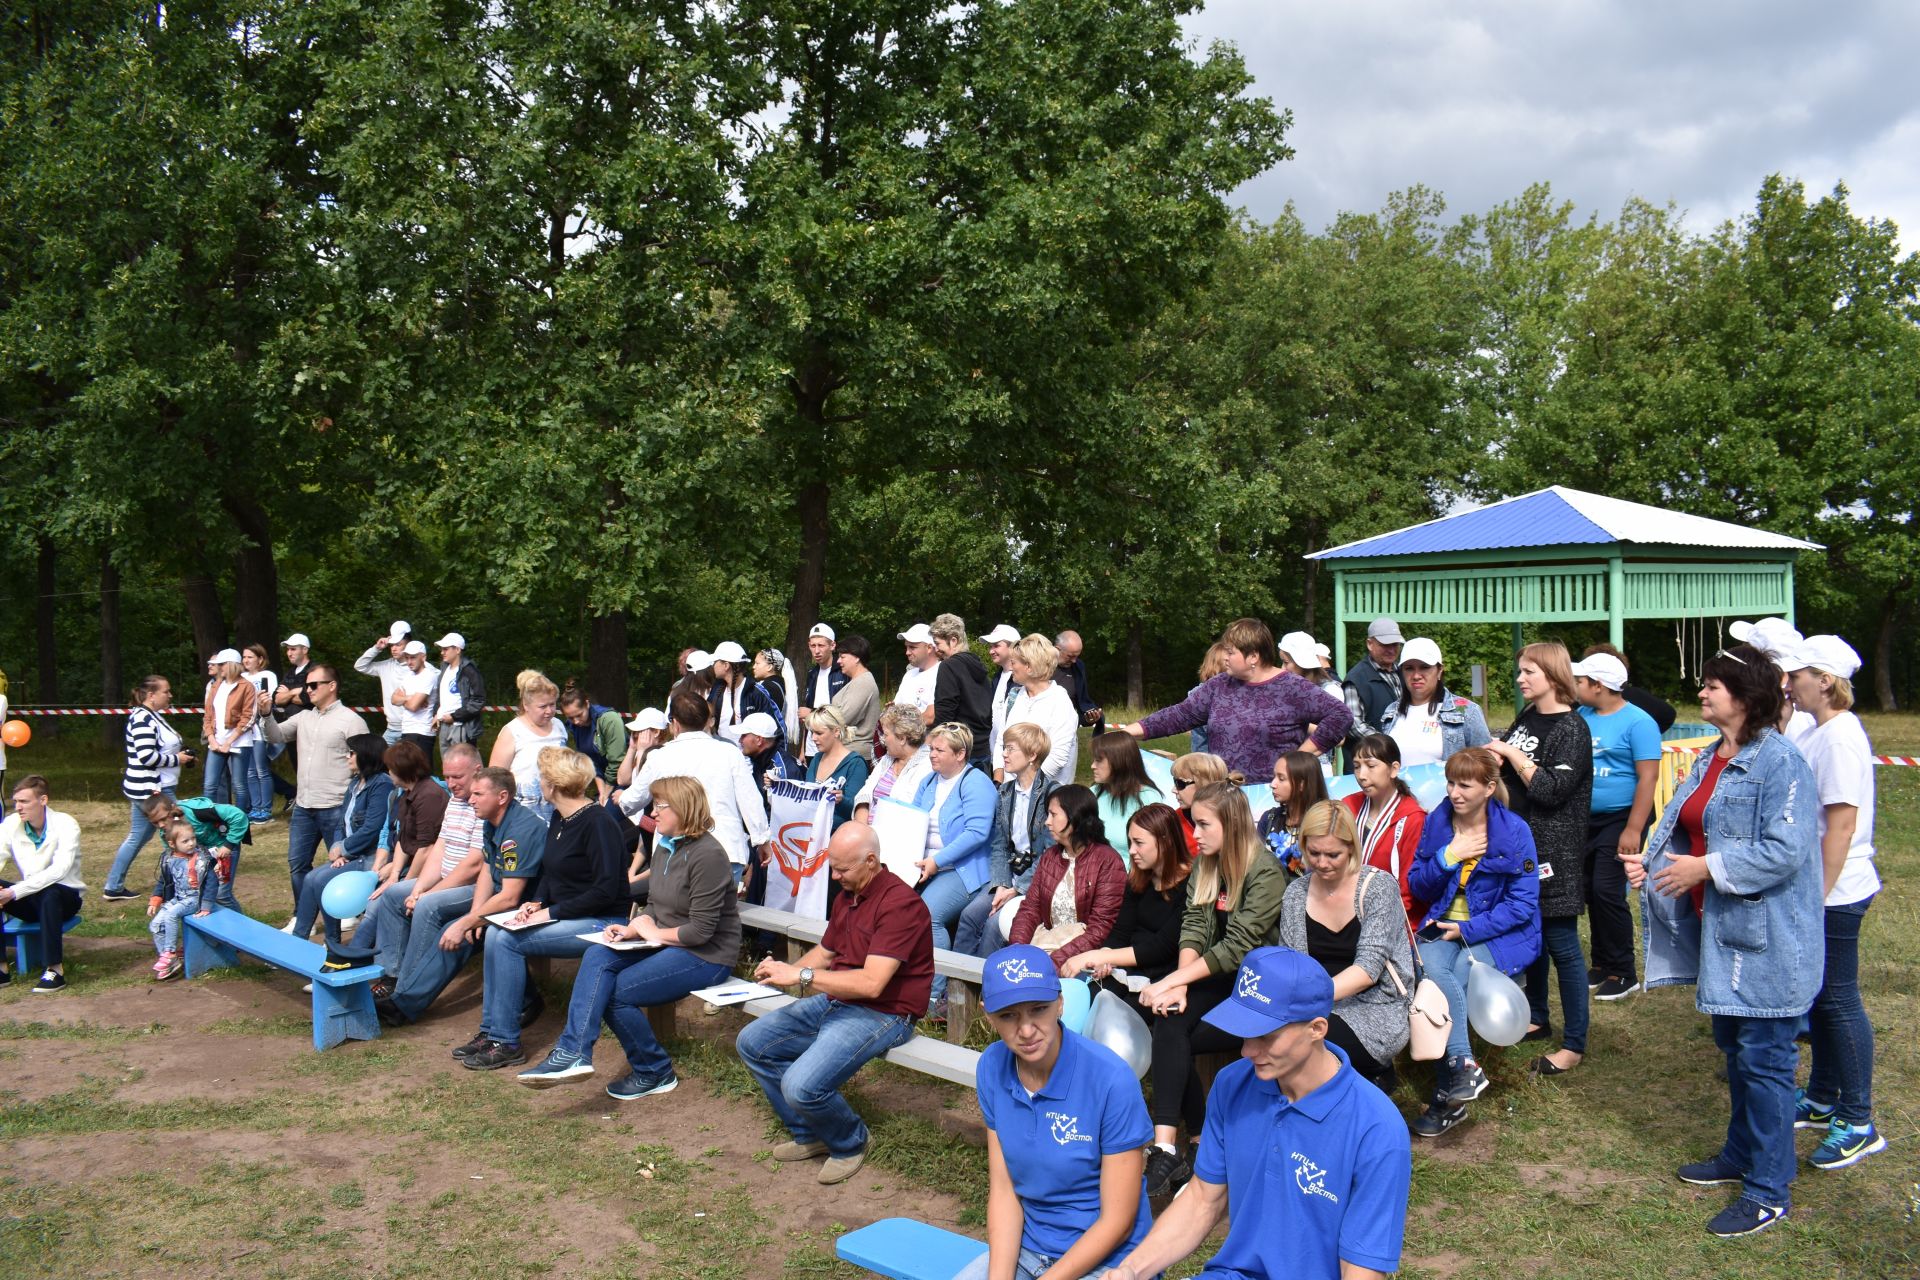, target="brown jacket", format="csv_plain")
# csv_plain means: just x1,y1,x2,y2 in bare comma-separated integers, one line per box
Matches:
202,679,259,749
